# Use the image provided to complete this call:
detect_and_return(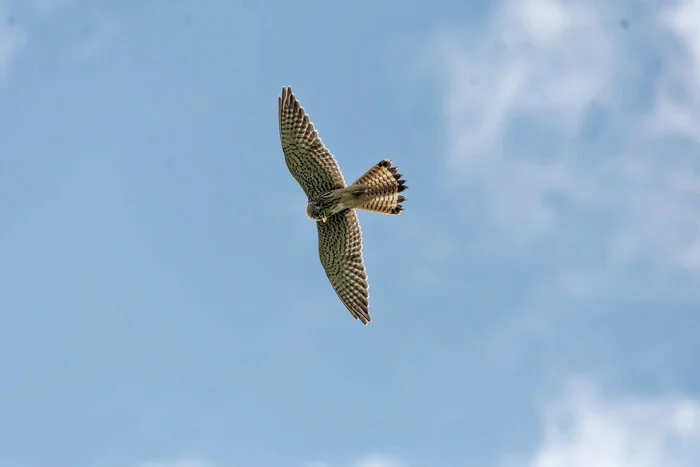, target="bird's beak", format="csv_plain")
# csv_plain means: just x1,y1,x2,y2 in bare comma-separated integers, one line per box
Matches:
322,209,328,223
